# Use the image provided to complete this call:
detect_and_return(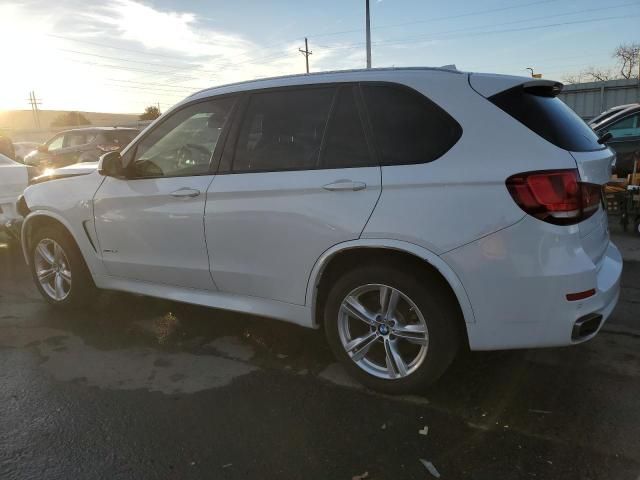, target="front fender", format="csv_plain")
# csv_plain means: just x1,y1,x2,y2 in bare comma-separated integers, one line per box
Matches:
305,239,476,328
21,210,79,264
